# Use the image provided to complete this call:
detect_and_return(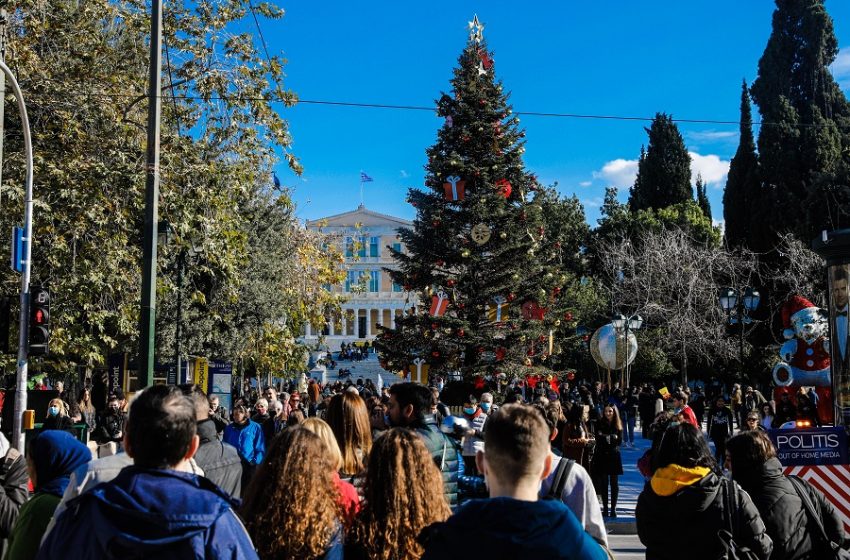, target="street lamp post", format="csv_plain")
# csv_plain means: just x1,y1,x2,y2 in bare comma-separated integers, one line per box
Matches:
612,313,643,388
718,286,760,379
